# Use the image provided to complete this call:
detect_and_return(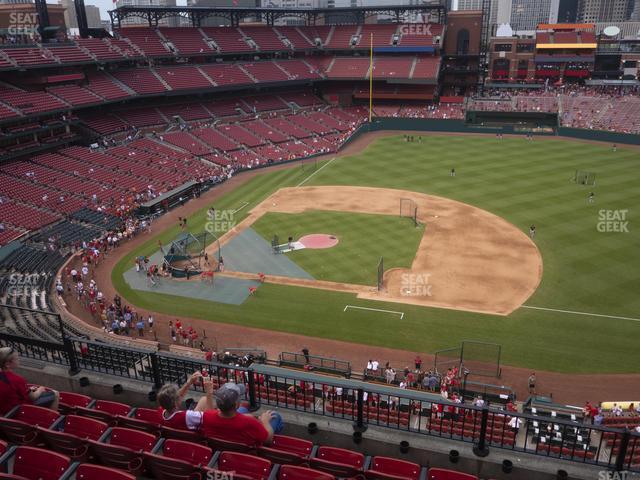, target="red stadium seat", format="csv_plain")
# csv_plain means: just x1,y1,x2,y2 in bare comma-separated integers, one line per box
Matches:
0,405,60,445
117,408,162,435
38,415,108,460
75,464,136,480
163,439,213,466
143,451,207,480
76,400,131,424
134,407,163,424
161,425,206,444
310,446,365,477
88,427,157,474
57,392,93,415
258,434,313,465
0,446,70,480
215,451,272,480
143,439,213,480
366,456,422,480
428,468,478,480
0,439,6,456
279,465,336,480
207,435,254,453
